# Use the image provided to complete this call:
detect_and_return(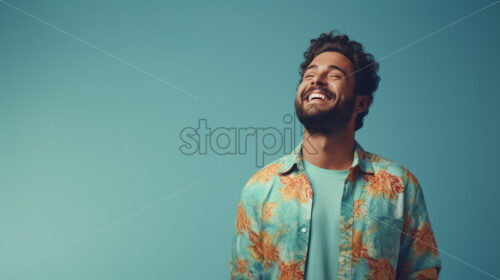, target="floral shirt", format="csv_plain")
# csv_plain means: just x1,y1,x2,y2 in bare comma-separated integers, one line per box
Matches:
229,139,442,280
